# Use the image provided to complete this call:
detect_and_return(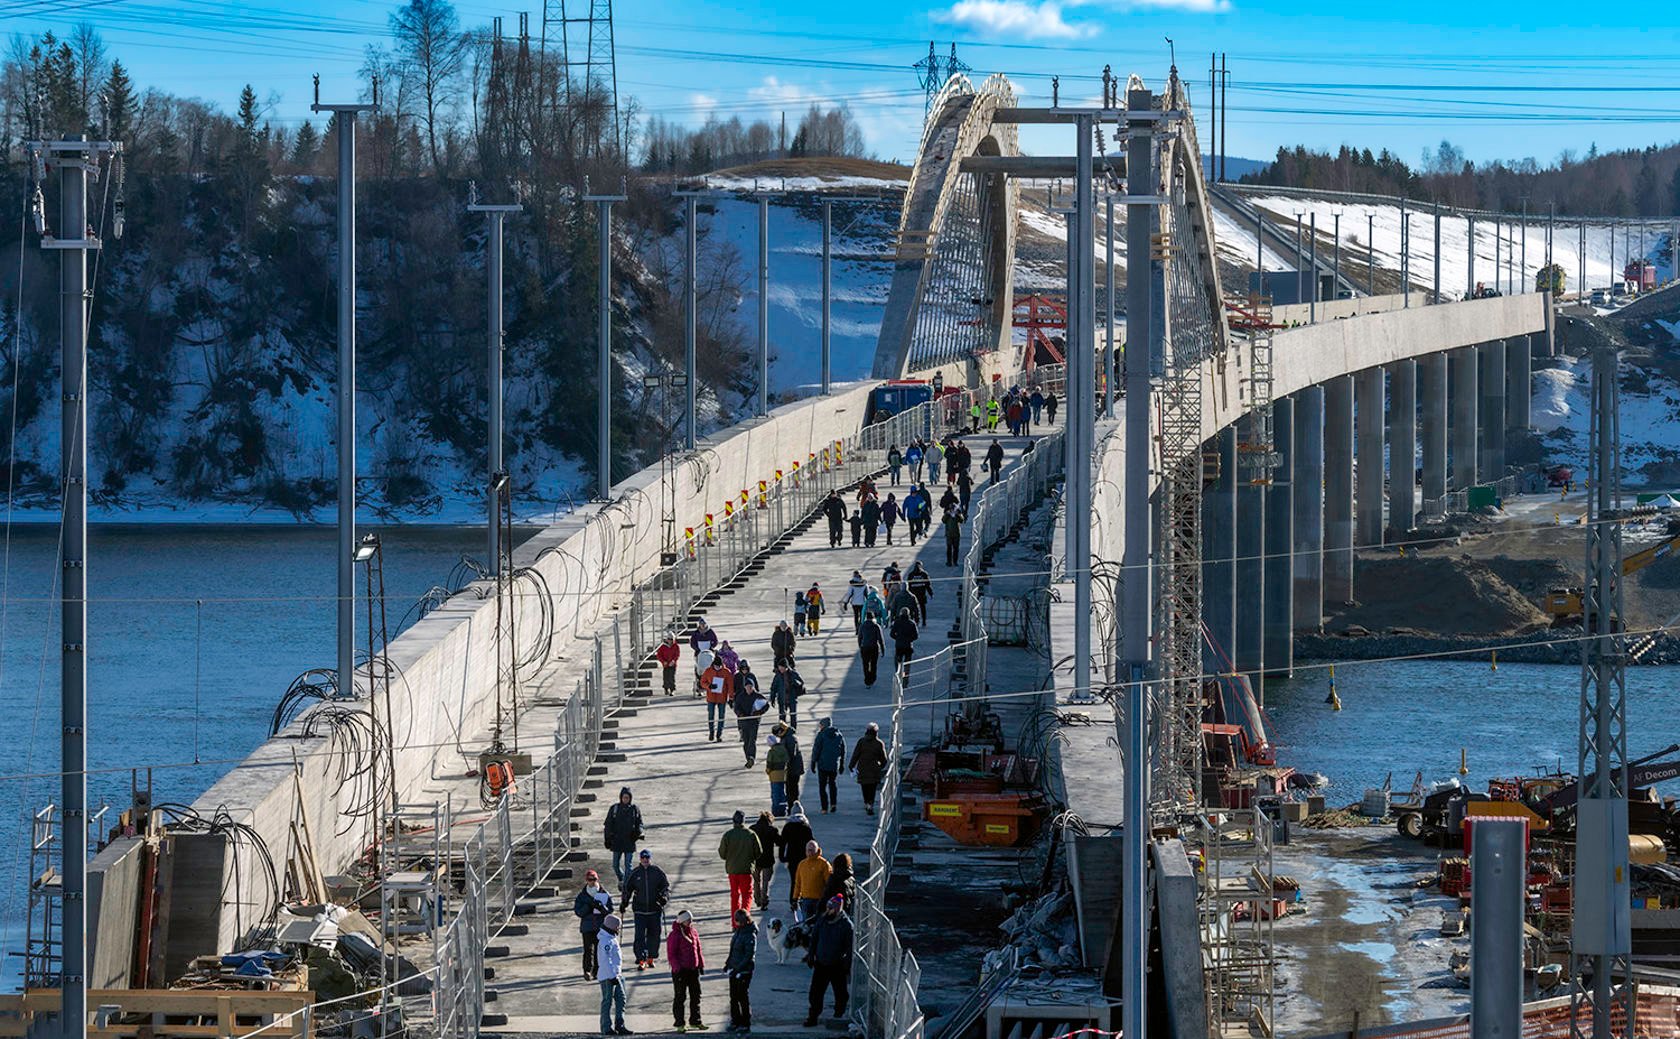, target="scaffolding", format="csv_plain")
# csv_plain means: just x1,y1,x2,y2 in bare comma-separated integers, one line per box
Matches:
1189,807,1278,1038
1235,298,1281,486
21,804,62,989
